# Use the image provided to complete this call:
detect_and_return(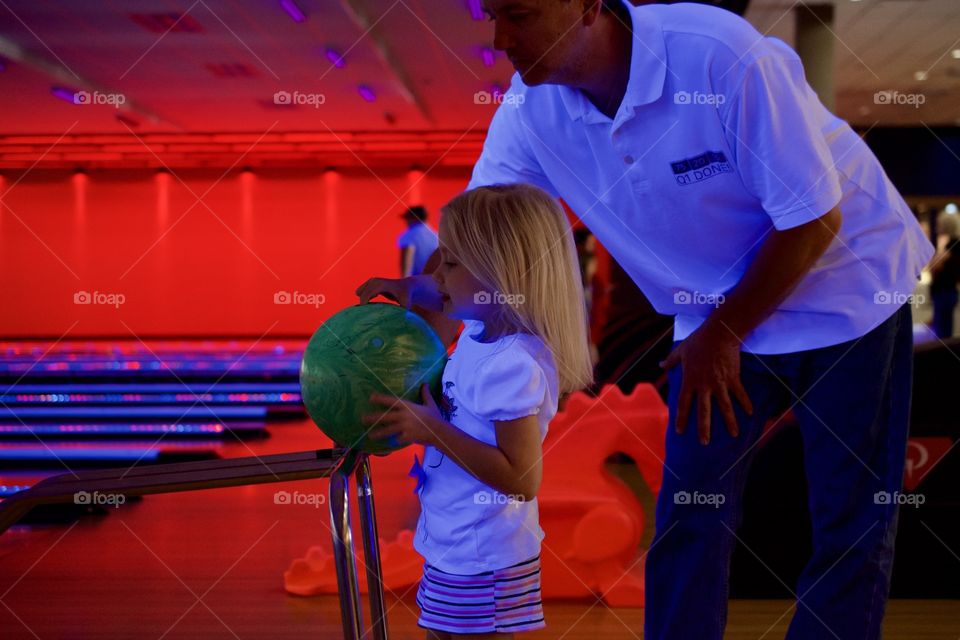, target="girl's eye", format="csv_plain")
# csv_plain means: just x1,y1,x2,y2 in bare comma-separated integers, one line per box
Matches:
443,261,457,267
